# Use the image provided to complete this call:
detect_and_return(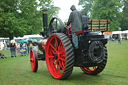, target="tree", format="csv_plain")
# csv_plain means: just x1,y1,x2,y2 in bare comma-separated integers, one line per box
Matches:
79,0,122,31
17,0,60,35
0,0,60,40
0,0,20,39
91,0,122,31
92,0,121,31
78,0,94,16
120,0,128,31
